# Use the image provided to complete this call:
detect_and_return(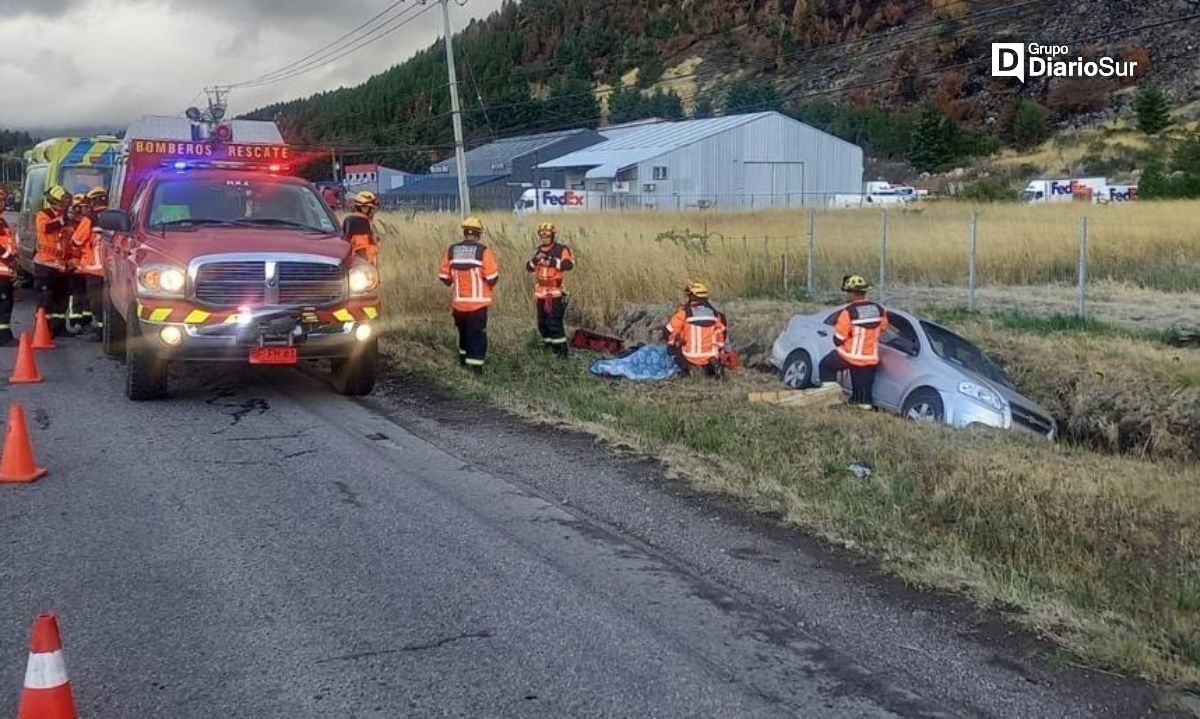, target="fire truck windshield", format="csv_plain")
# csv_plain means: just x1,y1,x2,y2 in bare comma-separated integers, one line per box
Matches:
60,166,113,196
146,177,339,235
